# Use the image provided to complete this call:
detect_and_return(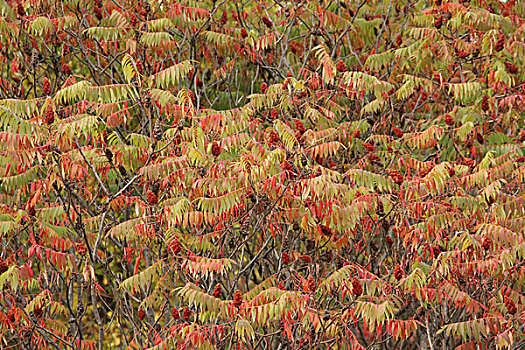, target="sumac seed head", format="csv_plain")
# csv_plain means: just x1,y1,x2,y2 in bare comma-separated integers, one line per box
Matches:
138,308,146,320
352,277,362,296
336,60,347,73
182,307,191,321
282,252,290,265
307,275,316,292
233,290,242,308
146,190,158,205
212,284,222,299
211,141,222,157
